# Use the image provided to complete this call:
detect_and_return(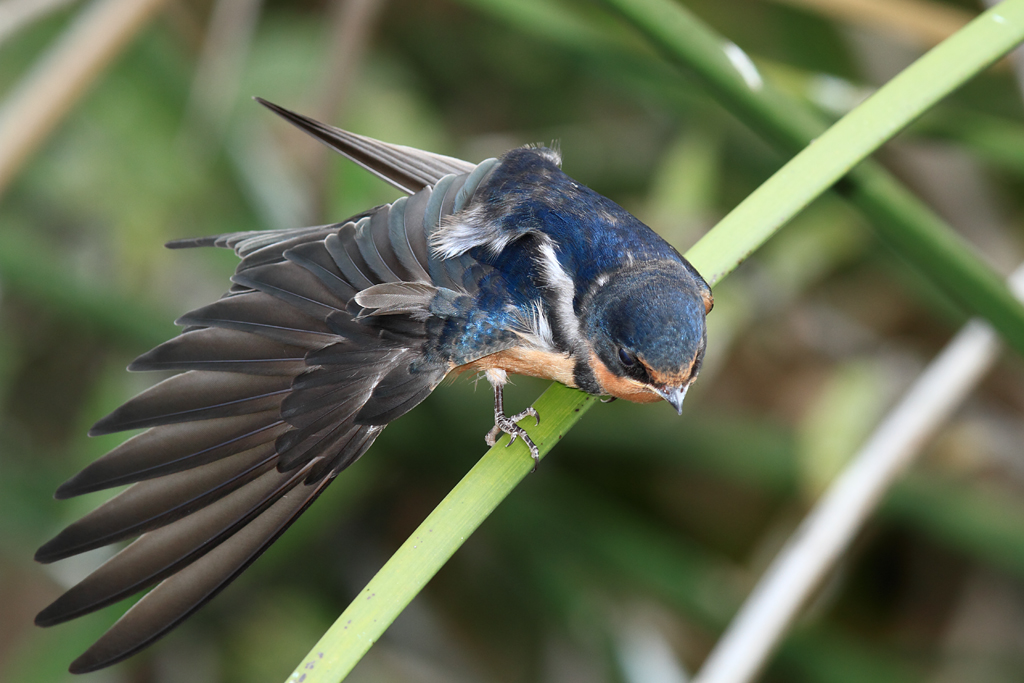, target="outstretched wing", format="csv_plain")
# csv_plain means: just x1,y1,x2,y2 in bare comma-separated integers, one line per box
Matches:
35,113,499,673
